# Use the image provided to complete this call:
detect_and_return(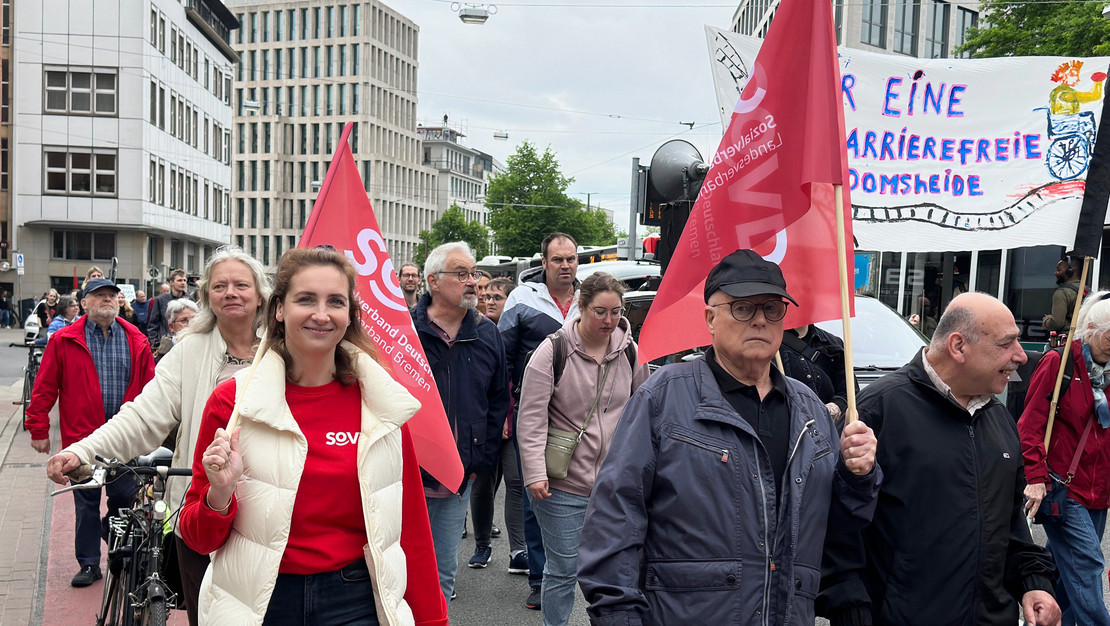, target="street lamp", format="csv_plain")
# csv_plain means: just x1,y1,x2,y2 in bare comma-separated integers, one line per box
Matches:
452,2,496,25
